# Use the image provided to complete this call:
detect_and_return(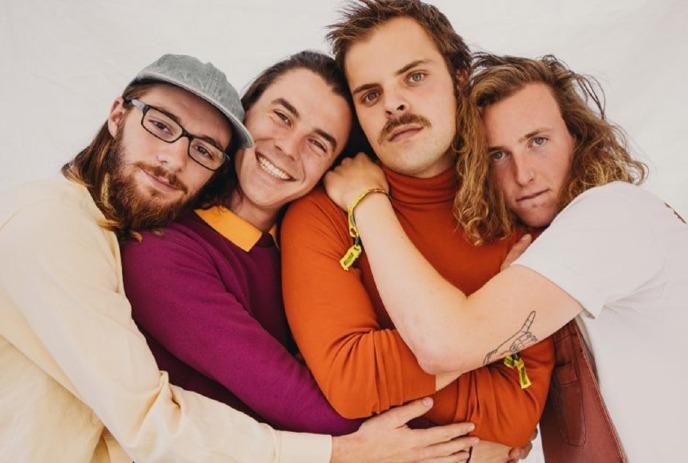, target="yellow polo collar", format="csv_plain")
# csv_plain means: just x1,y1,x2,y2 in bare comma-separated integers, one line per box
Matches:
195,206,277,252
